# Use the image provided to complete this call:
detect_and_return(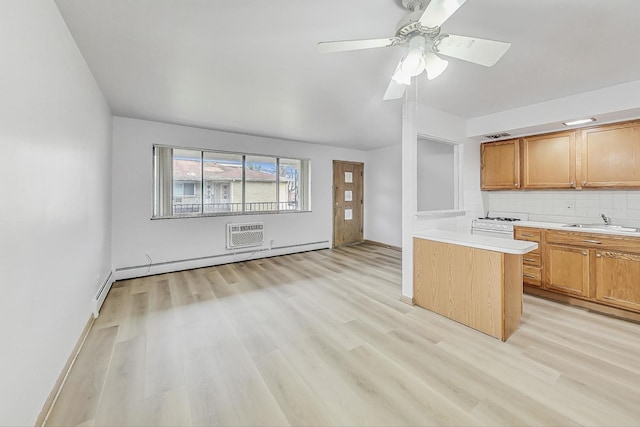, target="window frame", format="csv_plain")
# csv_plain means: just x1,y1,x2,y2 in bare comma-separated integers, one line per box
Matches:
152,144,311,219
414,135,465,220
